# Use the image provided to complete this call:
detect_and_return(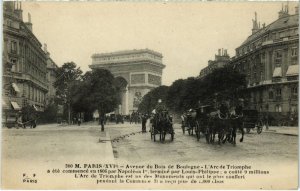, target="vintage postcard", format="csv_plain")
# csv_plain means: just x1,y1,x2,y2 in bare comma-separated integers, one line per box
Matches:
1,1,299,189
